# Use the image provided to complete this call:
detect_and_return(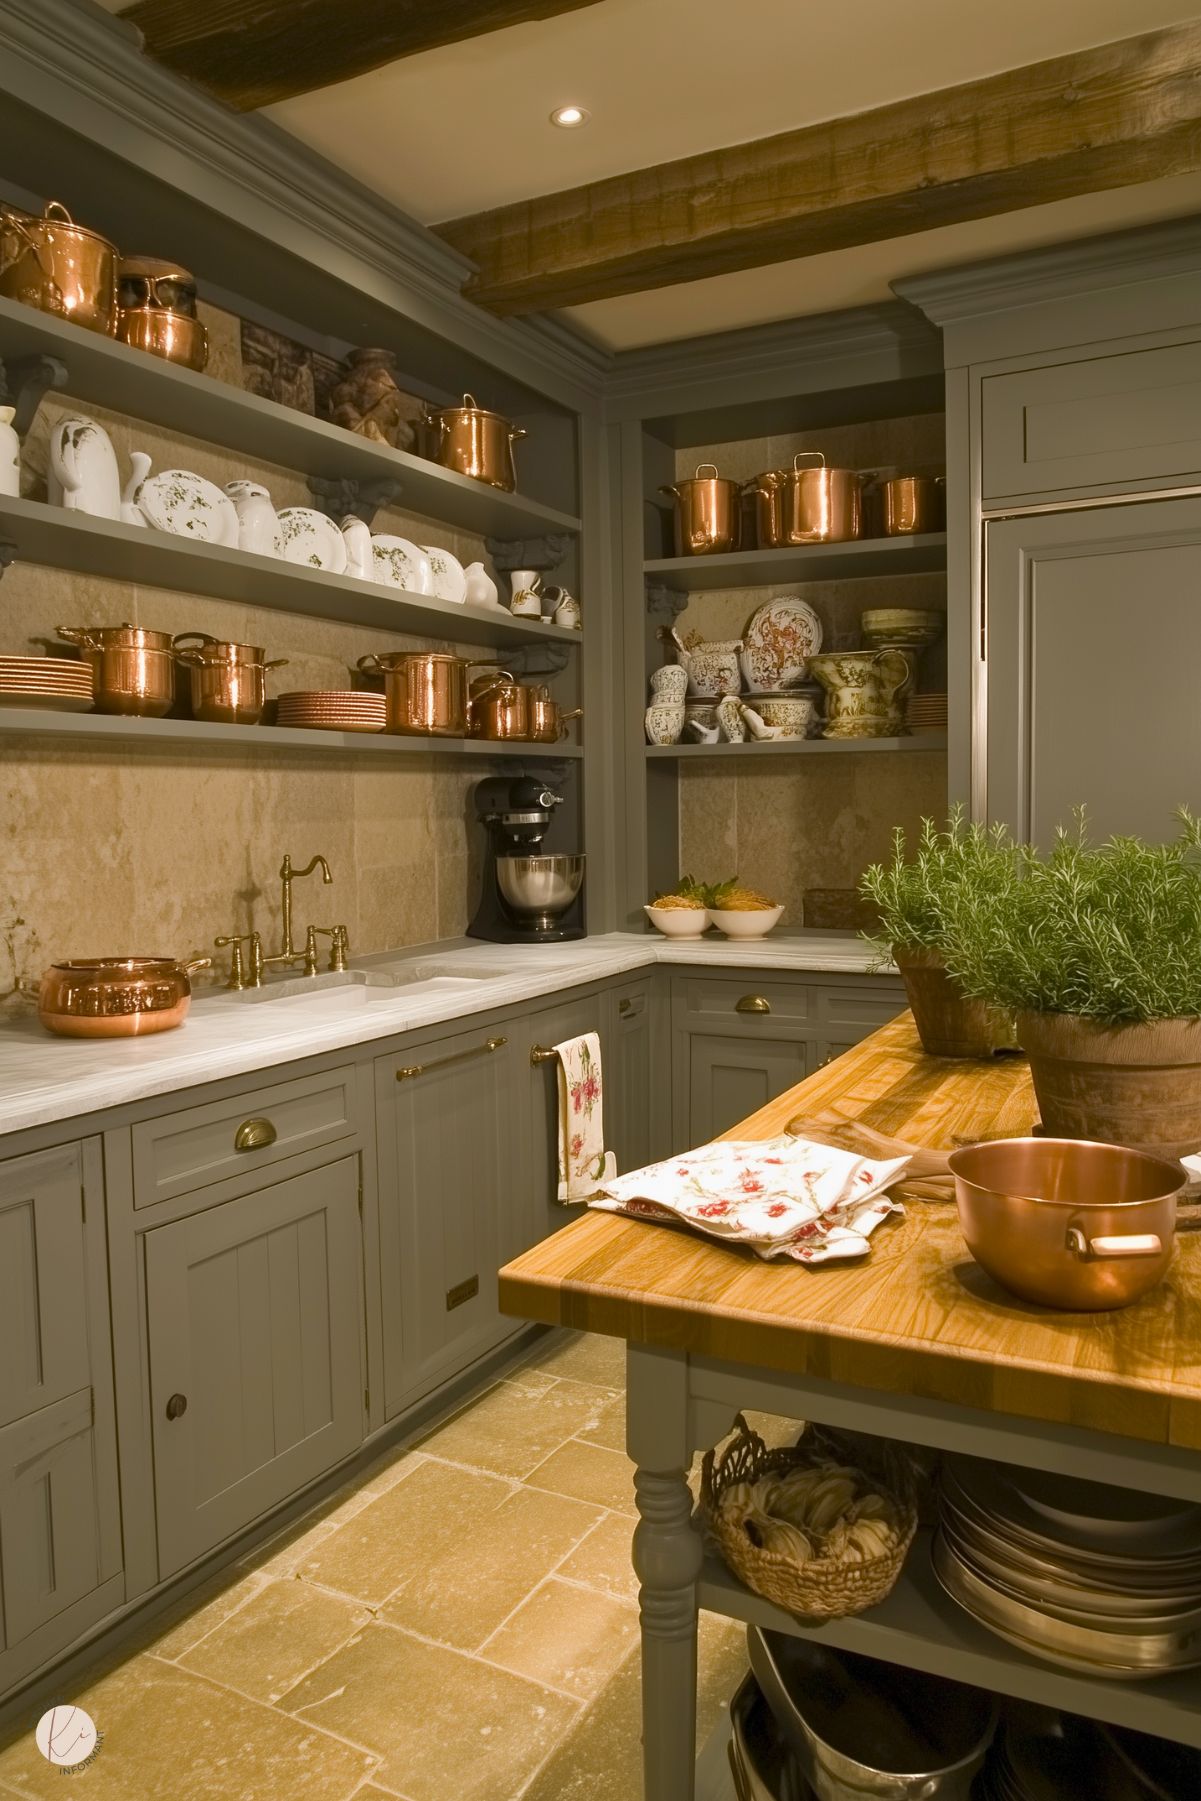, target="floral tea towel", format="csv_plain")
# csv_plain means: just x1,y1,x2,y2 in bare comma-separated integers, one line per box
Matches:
590,1135,910,1263
555,1033,618,1203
